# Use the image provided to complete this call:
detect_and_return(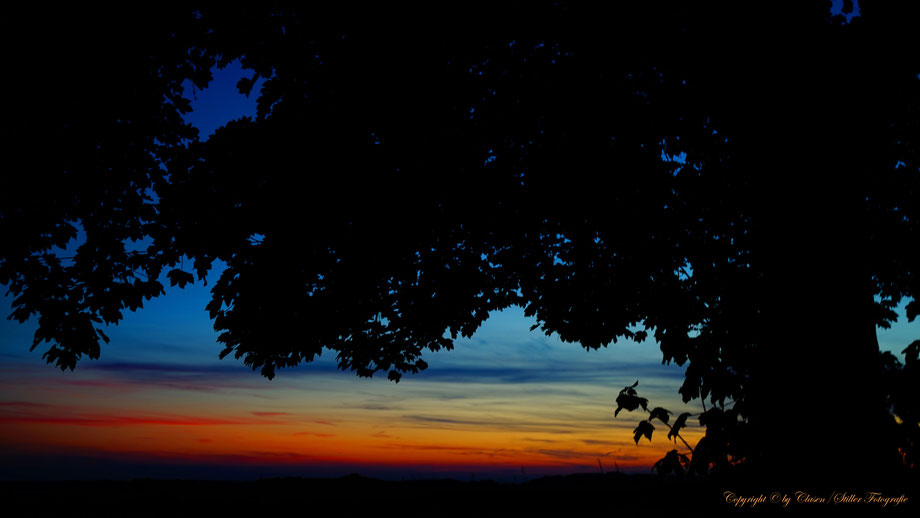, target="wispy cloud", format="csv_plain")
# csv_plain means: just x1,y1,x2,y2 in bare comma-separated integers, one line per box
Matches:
533,448,620,460
581,439,619,446
0,401,286,427
401,414,580,434
521,437,560,443
87,362,237,374
0,401,54,409
414,363,684,385
77,361,268,392
345,403,404,411
292,431,335,437
376,443,519,458
0,415,276,427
